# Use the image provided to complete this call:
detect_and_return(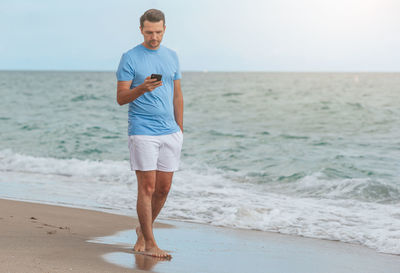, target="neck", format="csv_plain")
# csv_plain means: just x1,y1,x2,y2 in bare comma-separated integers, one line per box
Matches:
142,42,160,50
